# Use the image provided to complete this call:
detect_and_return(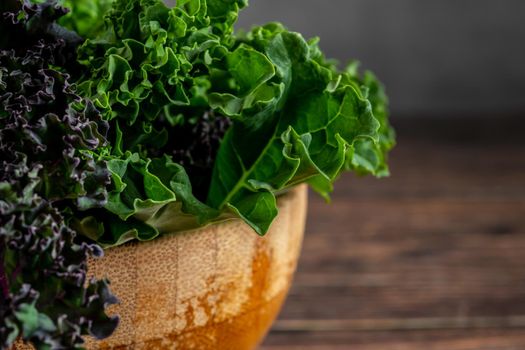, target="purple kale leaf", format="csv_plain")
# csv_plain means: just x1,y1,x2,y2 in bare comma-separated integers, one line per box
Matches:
167,110,232,201
0,1,117,348
0,179,118,349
